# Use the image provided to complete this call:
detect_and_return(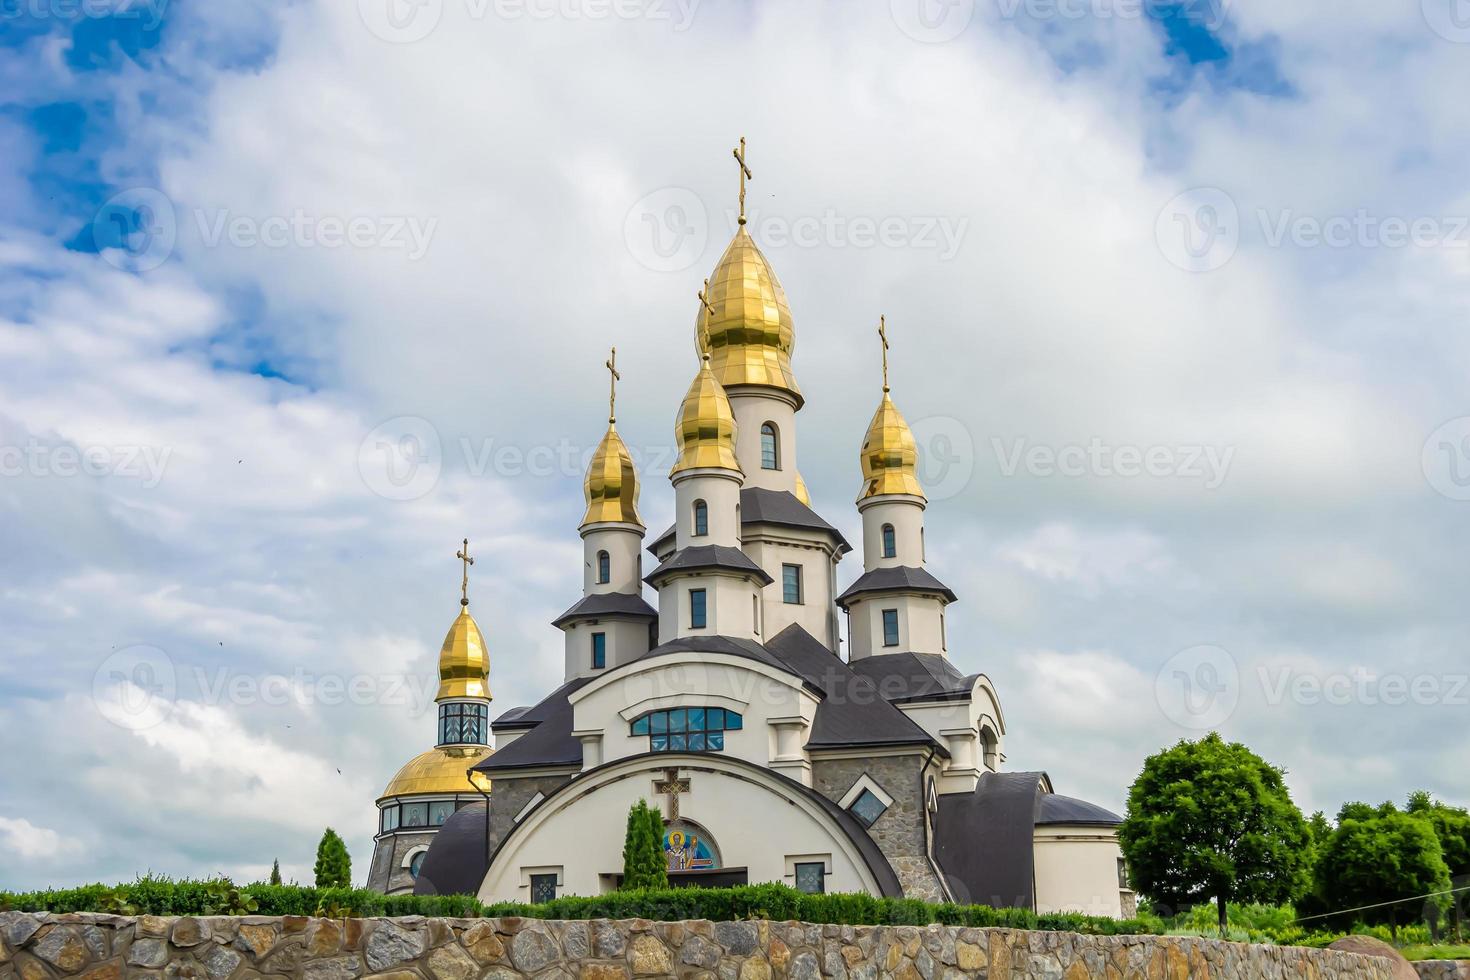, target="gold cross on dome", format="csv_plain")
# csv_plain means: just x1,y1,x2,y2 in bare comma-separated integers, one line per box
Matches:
654,768,691,820
455,538,474,607
732,136,752,226
877,314,890,393
697,278,716,351
605,346,620,424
